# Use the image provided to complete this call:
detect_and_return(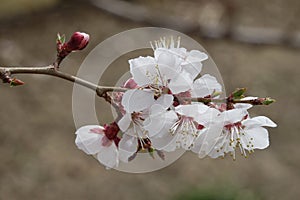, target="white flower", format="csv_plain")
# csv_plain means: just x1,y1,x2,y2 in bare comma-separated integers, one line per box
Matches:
129,37,210,95
143,103,178,138
117,89,177,162
152,37,208,80
195,108,248,159
129,52,186,94
151,103,209,151
75,125,119,168
152,39,222,97
118,89,154,136
193,108,277,159
73,36,278,167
